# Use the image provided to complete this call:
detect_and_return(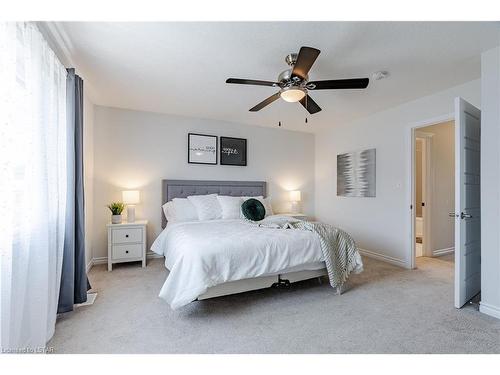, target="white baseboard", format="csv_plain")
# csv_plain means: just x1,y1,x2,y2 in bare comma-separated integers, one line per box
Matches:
479,302,500,320
359,248,409,269
86,259,94,273
92,256,107,265
433,247,454,257
88,252,163,270
89,248,409,271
